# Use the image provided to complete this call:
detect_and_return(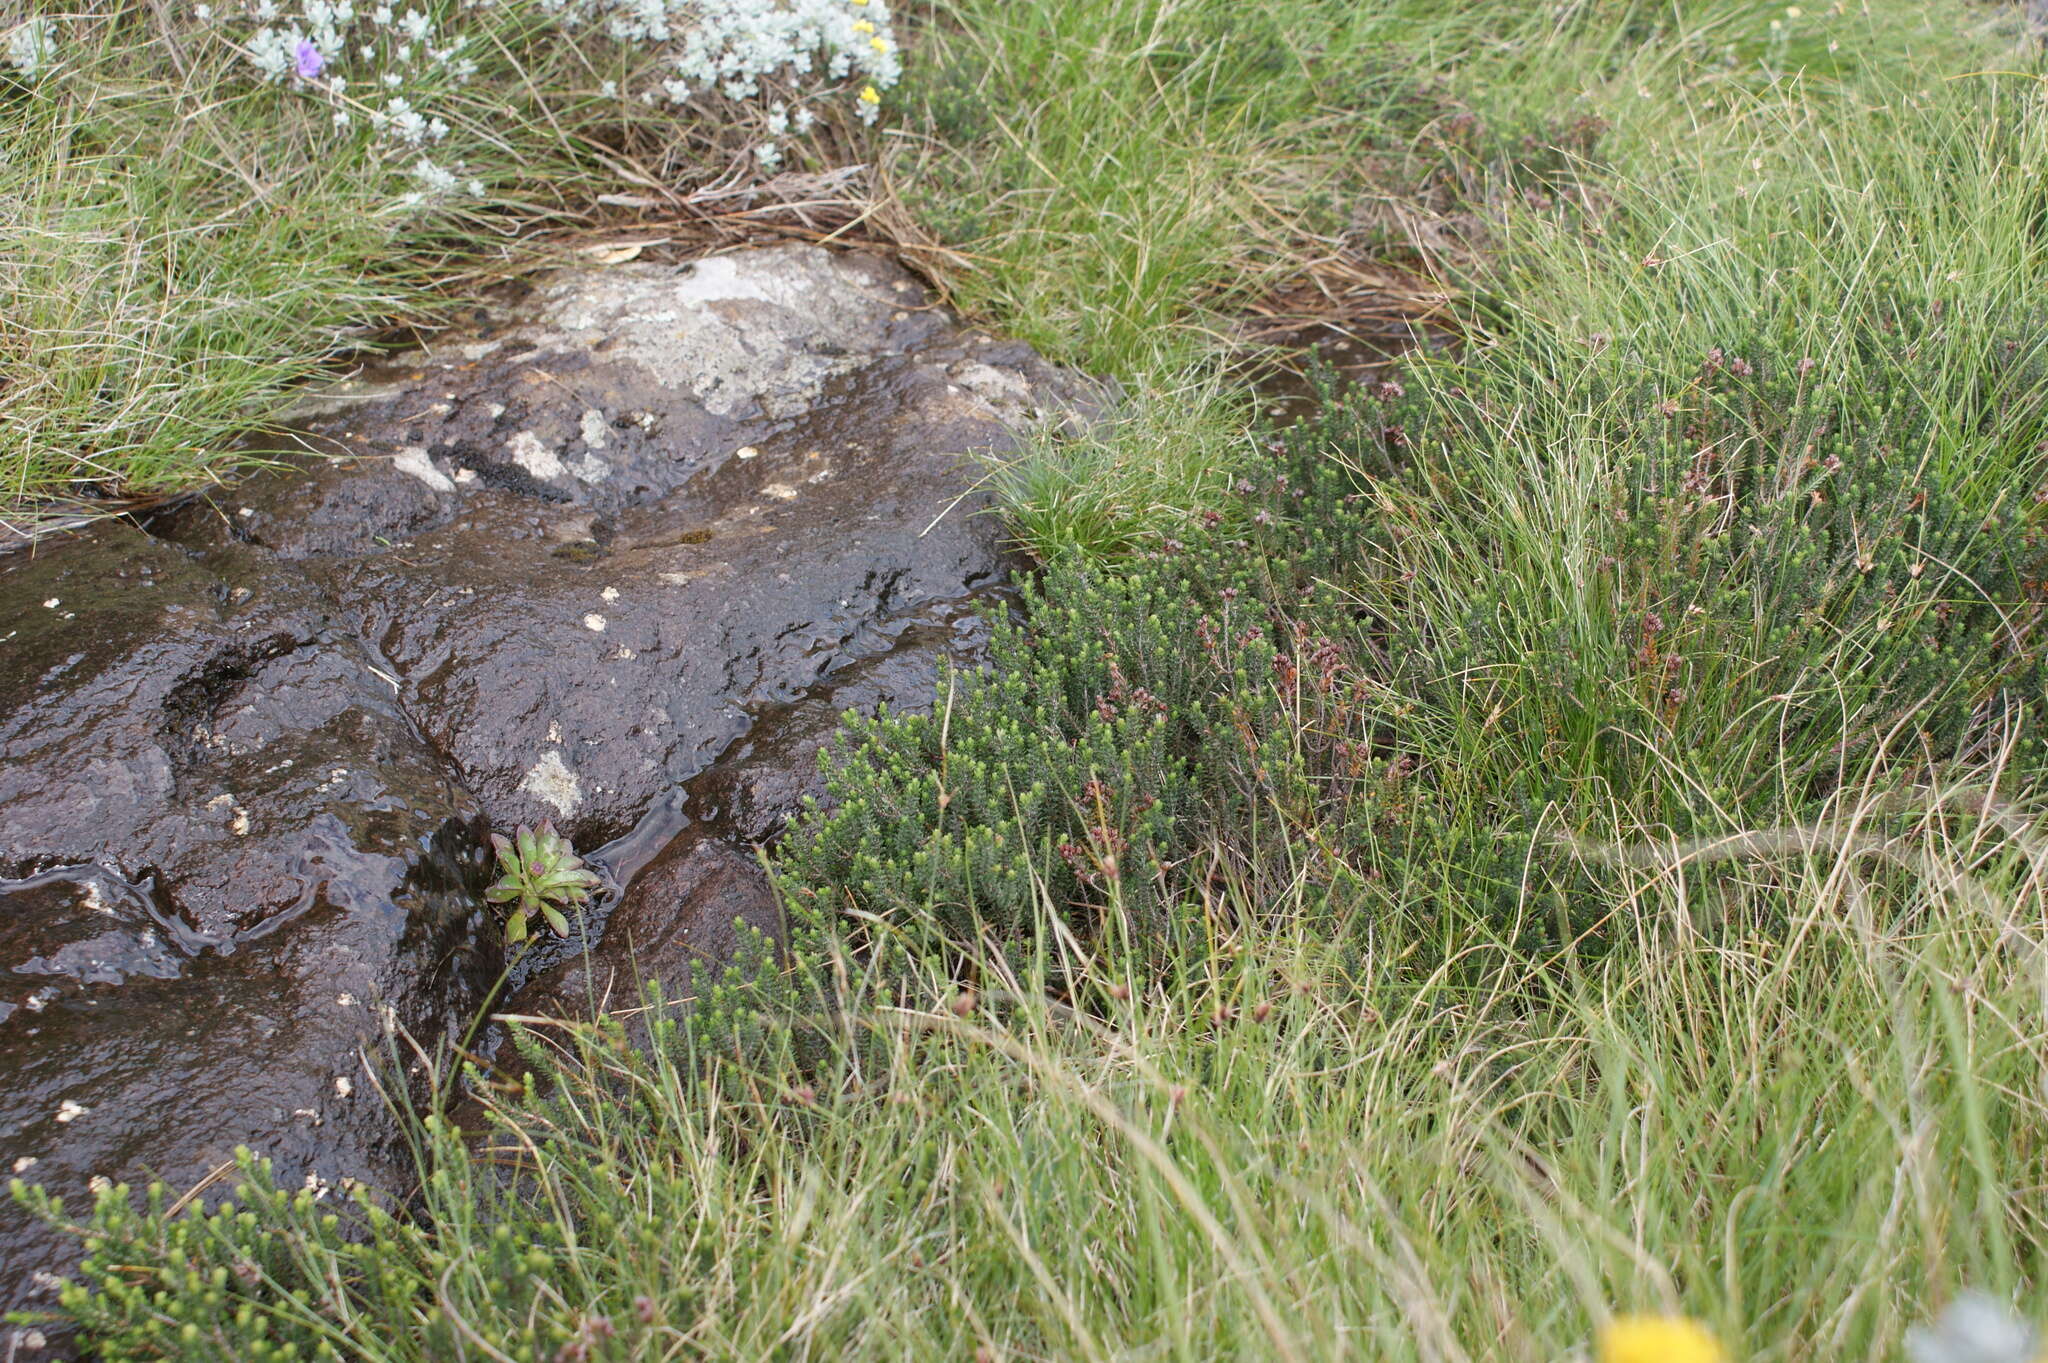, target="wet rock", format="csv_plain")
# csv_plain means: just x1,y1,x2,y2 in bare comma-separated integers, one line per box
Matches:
0,523,494,1317
511,604,991,1022
2,244,1088,1319
521,836,781,1020
686,601,994,846
153,246,1084,845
